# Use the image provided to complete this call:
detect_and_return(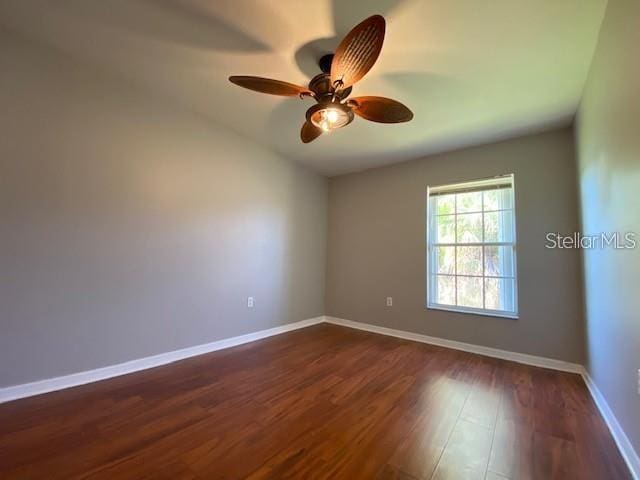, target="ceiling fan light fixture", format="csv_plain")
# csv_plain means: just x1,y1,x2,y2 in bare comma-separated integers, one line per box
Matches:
308,103,353,132
229,15,413,143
